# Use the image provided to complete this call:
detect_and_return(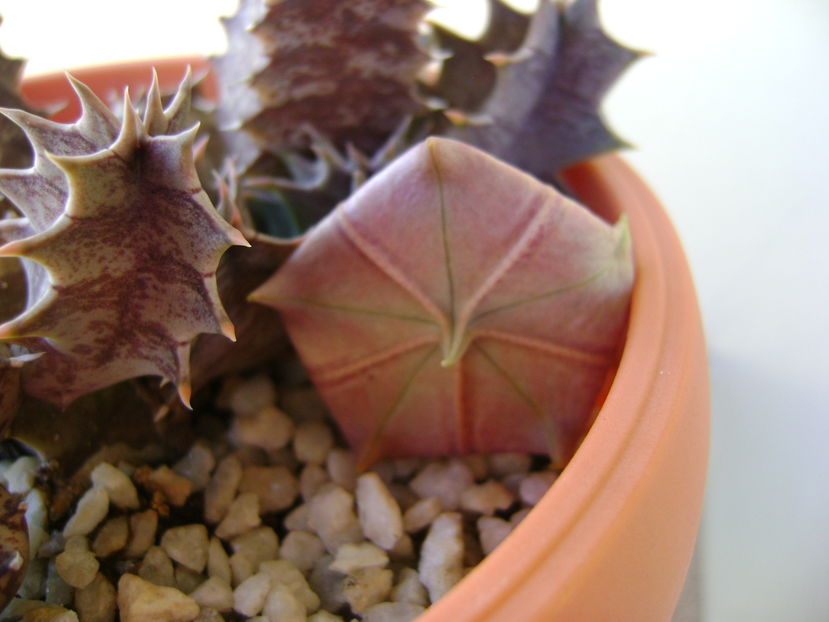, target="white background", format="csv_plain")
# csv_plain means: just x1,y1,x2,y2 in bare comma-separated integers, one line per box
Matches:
1,1,827,620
